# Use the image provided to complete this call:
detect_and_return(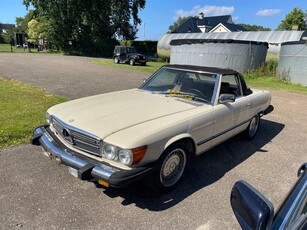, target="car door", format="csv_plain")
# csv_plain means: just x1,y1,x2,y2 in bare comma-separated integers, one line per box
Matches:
210,74,252,147
119,47,127,61
272,166,307,230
